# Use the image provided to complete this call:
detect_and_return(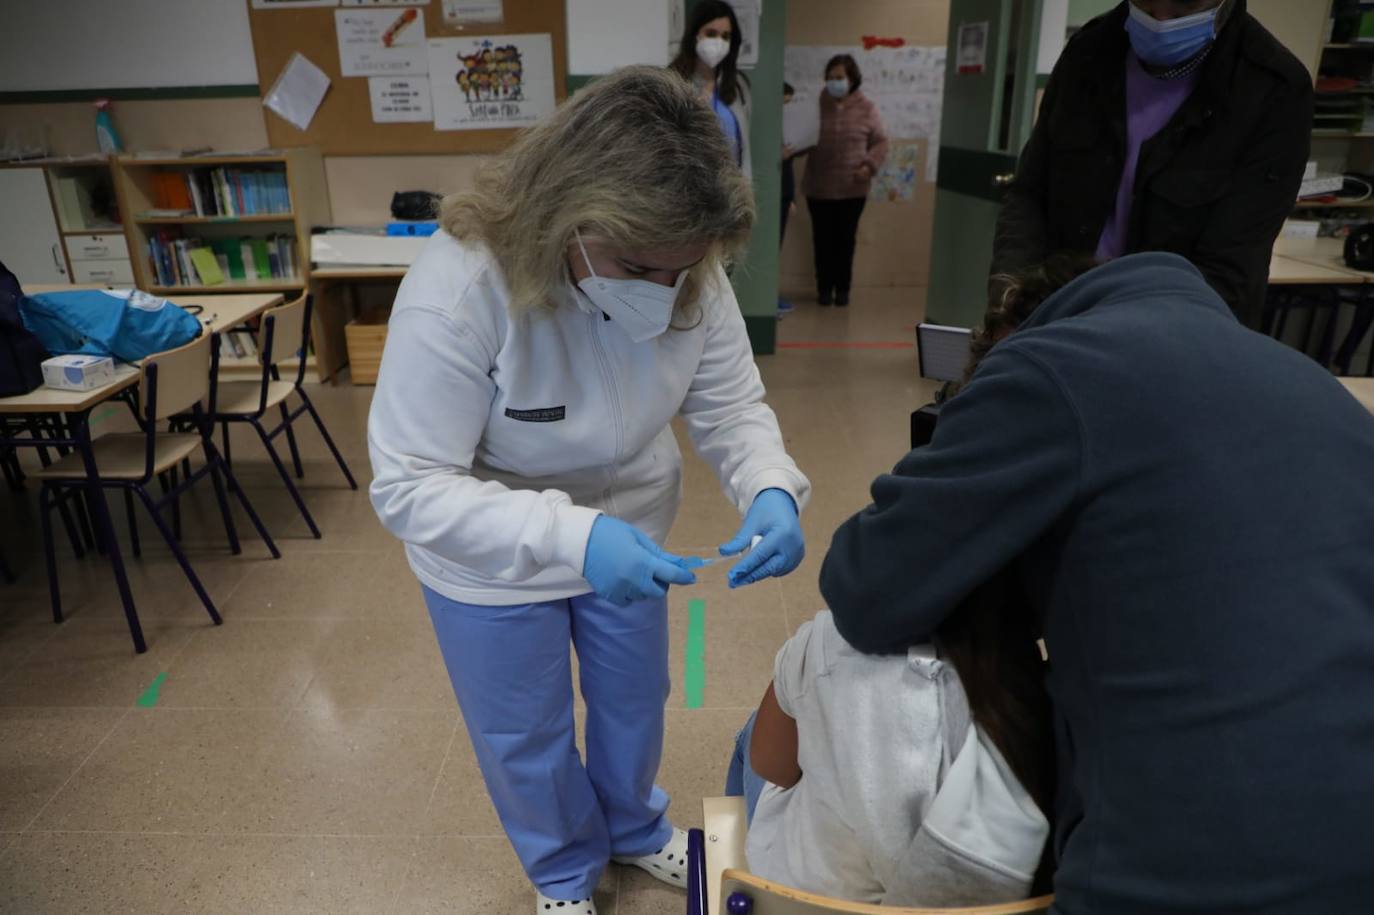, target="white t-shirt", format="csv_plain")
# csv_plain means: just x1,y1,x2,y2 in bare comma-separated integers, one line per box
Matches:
744,611,1048,906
